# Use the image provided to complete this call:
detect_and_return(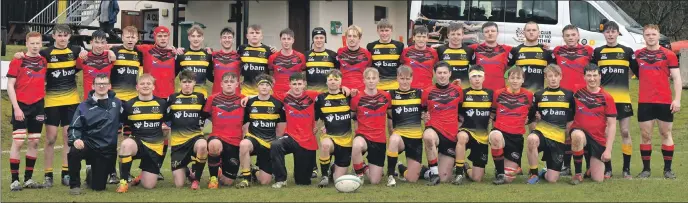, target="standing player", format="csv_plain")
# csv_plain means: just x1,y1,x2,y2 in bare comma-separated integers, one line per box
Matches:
270,28,306,100
436,23,475,89
591,21,637,179
351,68,392,185
385,65,424,186
116,74,168,192
420,61,463,186
401,27,439,90
236,74,286,188
111,26,144,103
453,65,492,184
77,30,116,100
525,65,575,184
569,64,617,184
239,24,273,97
366,19,405,91
634,24,681,179
508,22,553,92
470,22,512,91
7,32,48,191
337,25,372,92
176,25,213,96
211,27,241,95
204,72,245,188
270,73,321,188
167,70,208,190
551,25,593,175
315,70,354,187
305,27,339,92
488,66,534,185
